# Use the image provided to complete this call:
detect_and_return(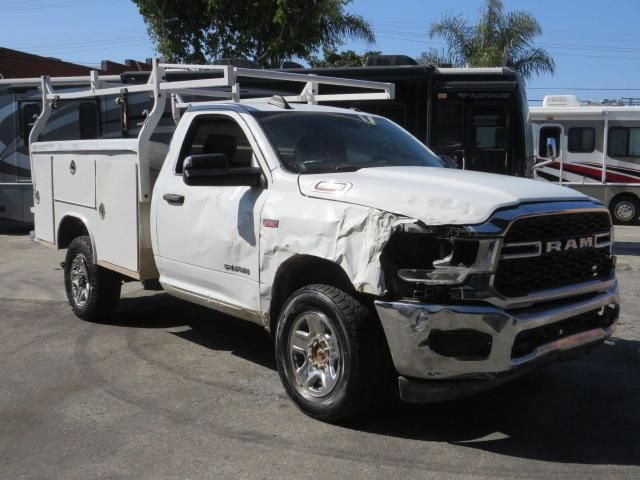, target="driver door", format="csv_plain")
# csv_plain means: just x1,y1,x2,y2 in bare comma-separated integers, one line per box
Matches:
154,112,268,317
